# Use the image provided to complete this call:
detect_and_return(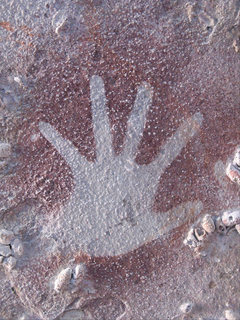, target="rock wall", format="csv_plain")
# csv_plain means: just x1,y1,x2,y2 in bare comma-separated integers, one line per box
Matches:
0,0,240,319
